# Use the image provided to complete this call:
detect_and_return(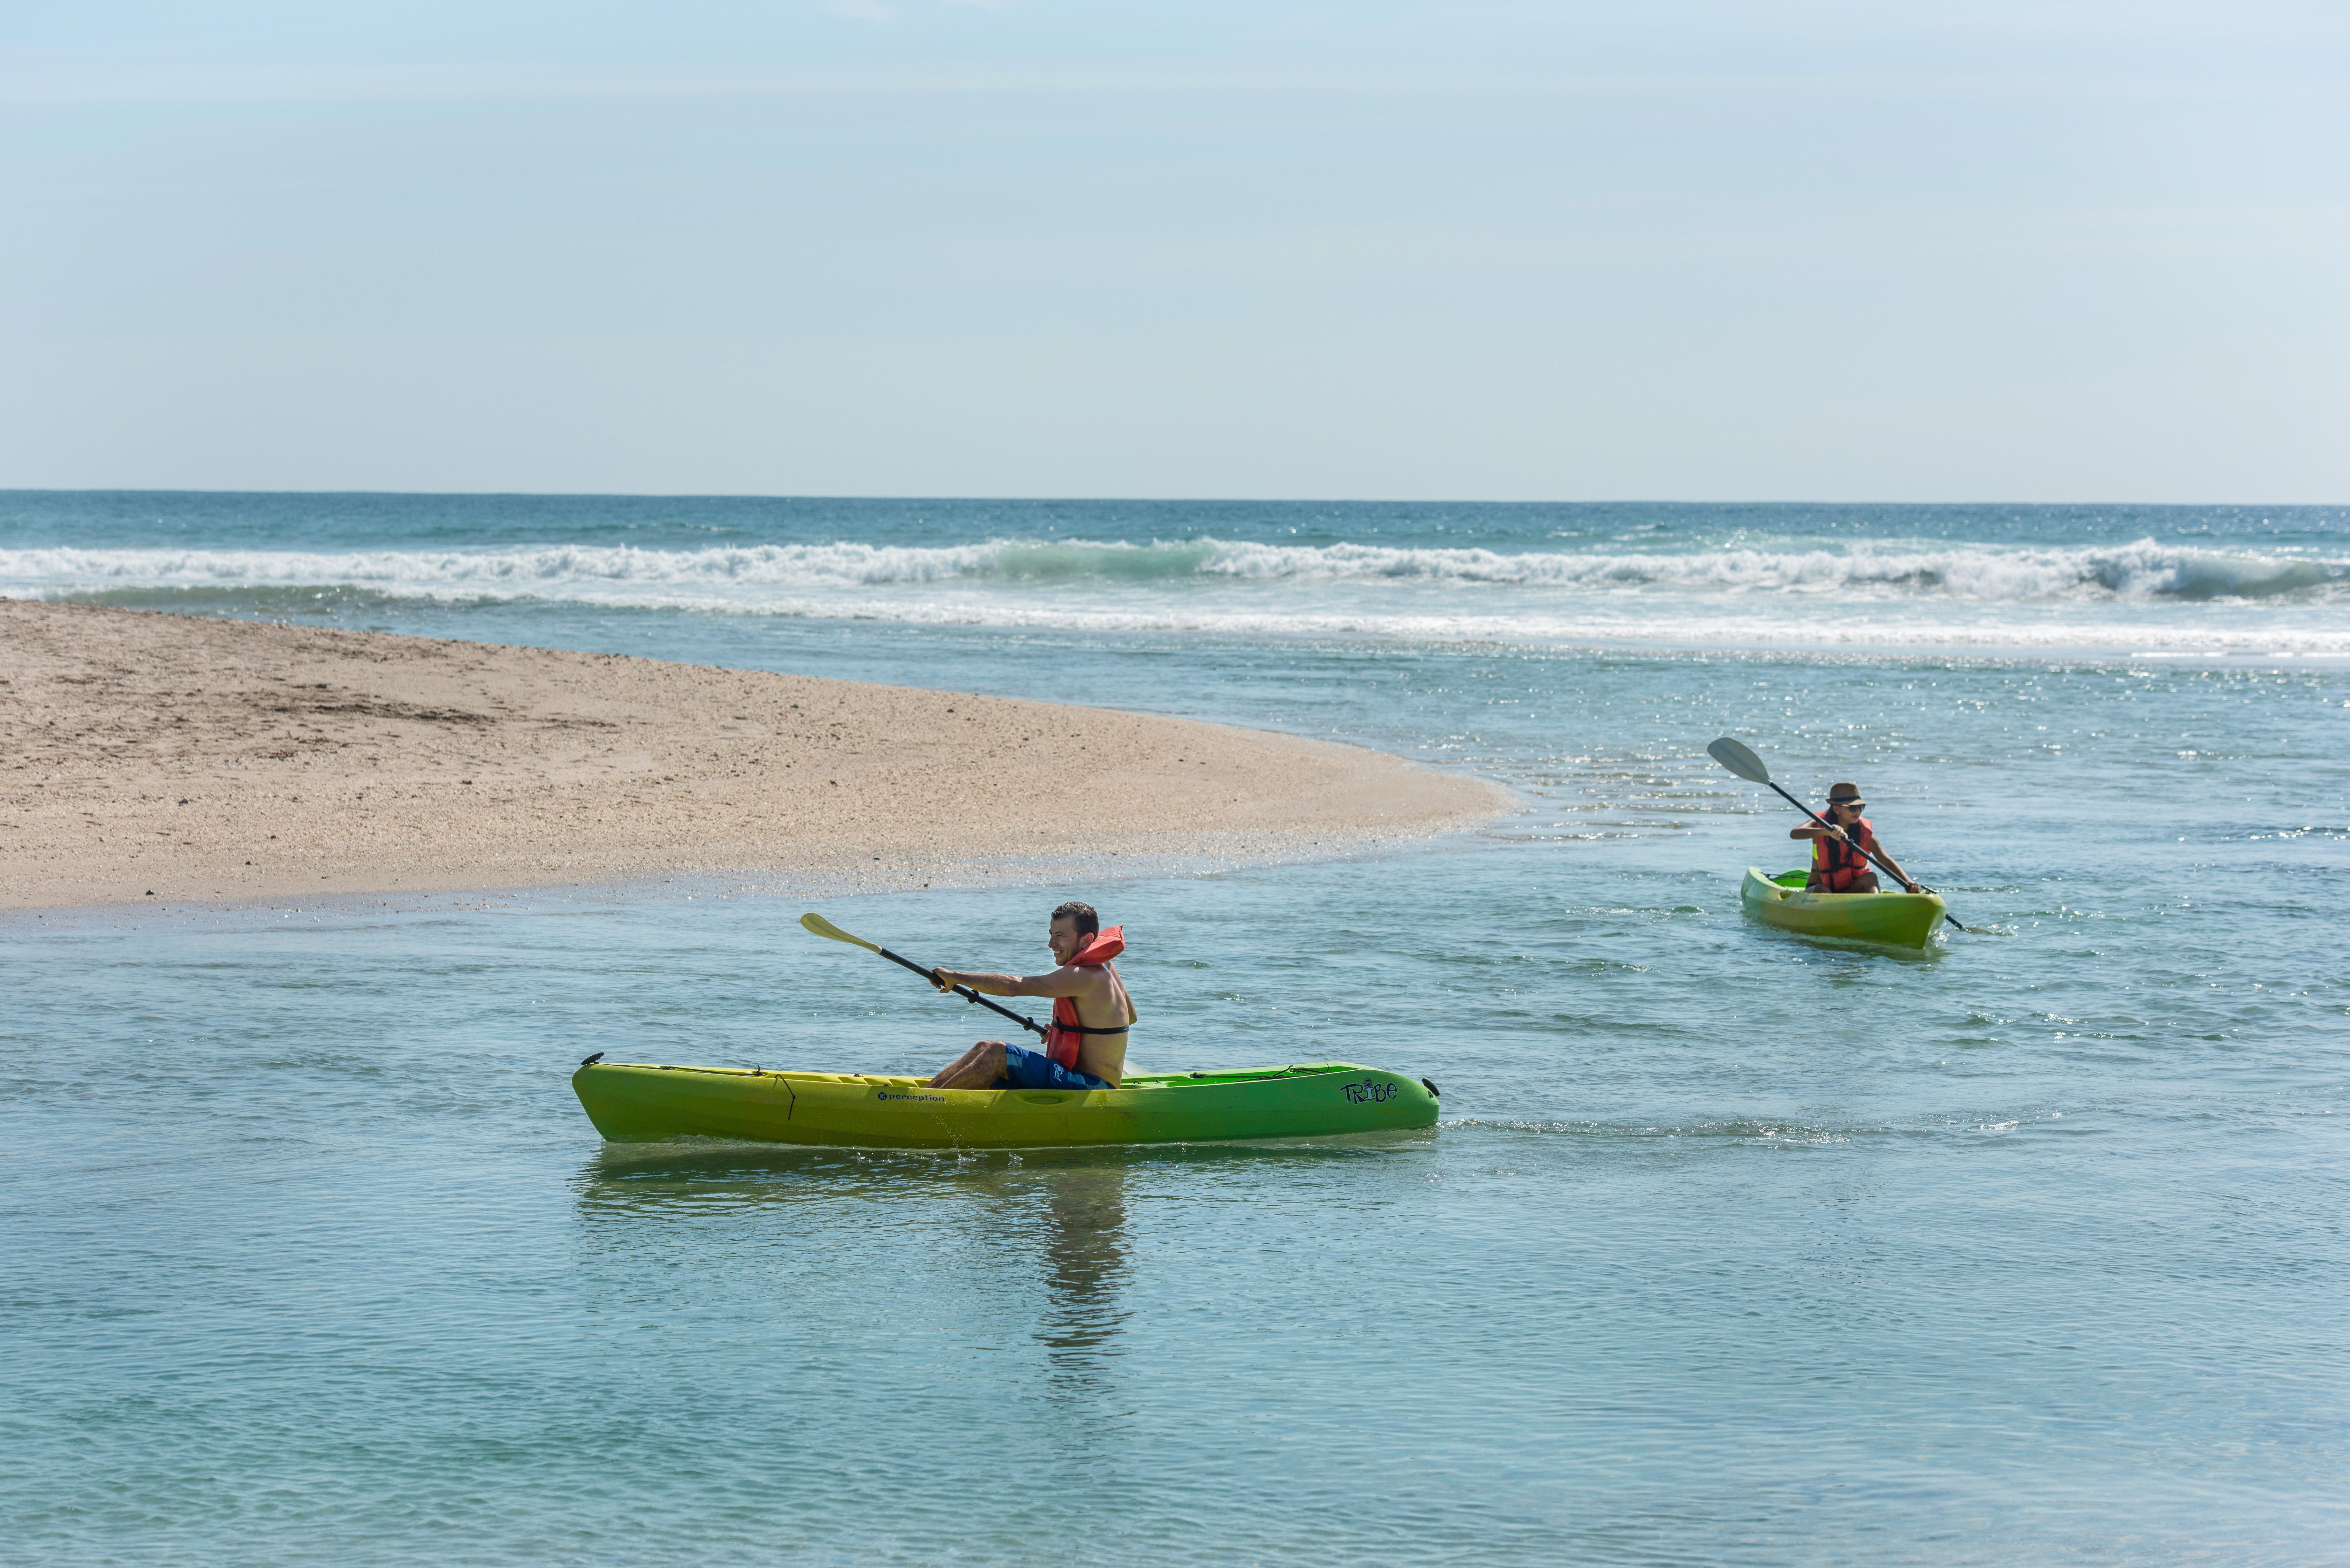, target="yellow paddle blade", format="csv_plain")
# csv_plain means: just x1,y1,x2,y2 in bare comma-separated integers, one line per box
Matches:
799,912,879,952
